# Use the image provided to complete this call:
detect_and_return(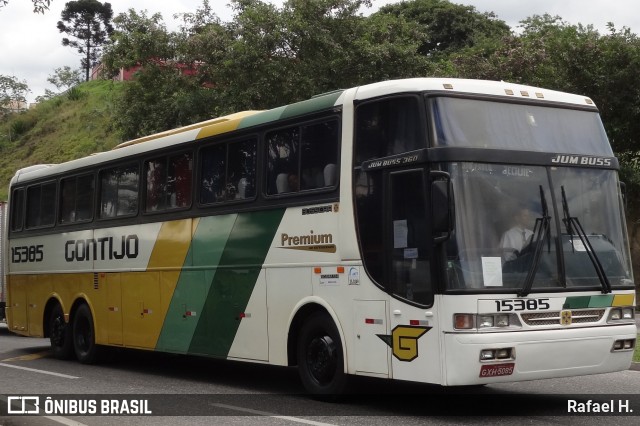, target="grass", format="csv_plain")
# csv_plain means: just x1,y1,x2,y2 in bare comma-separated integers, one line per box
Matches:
0,80,125,200
634,335,640,363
